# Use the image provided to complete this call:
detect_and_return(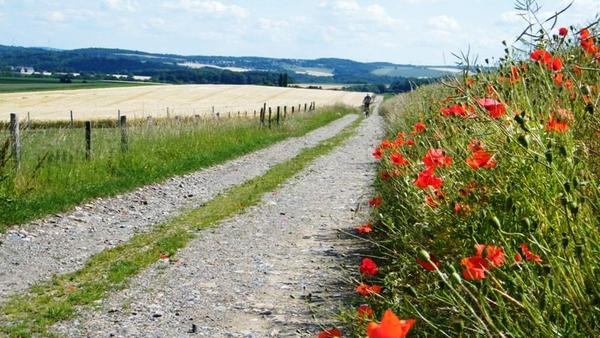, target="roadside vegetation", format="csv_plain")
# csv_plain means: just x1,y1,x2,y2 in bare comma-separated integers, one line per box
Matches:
0,106,355,230
323,2,600,337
